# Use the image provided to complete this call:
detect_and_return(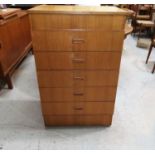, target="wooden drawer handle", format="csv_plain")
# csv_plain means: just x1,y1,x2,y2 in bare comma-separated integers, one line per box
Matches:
73,92,84,96
72,58,85,63
72,38,85,44
73,76,84,80
74,107,83,110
